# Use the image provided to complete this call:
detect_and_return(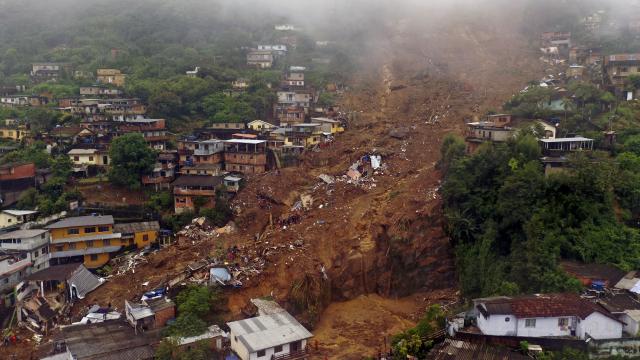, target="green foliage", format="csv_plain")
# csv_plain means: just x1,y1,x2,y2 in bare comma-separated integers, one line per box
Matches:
32,82,79,99
168,285,219,337
145,191,173,213
1,142,52,169
442,135,639,298
155,337,210,360
536,348,590,360
504,86,554,119
391,305,444,359
108,133,156,190
439,134,466,172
